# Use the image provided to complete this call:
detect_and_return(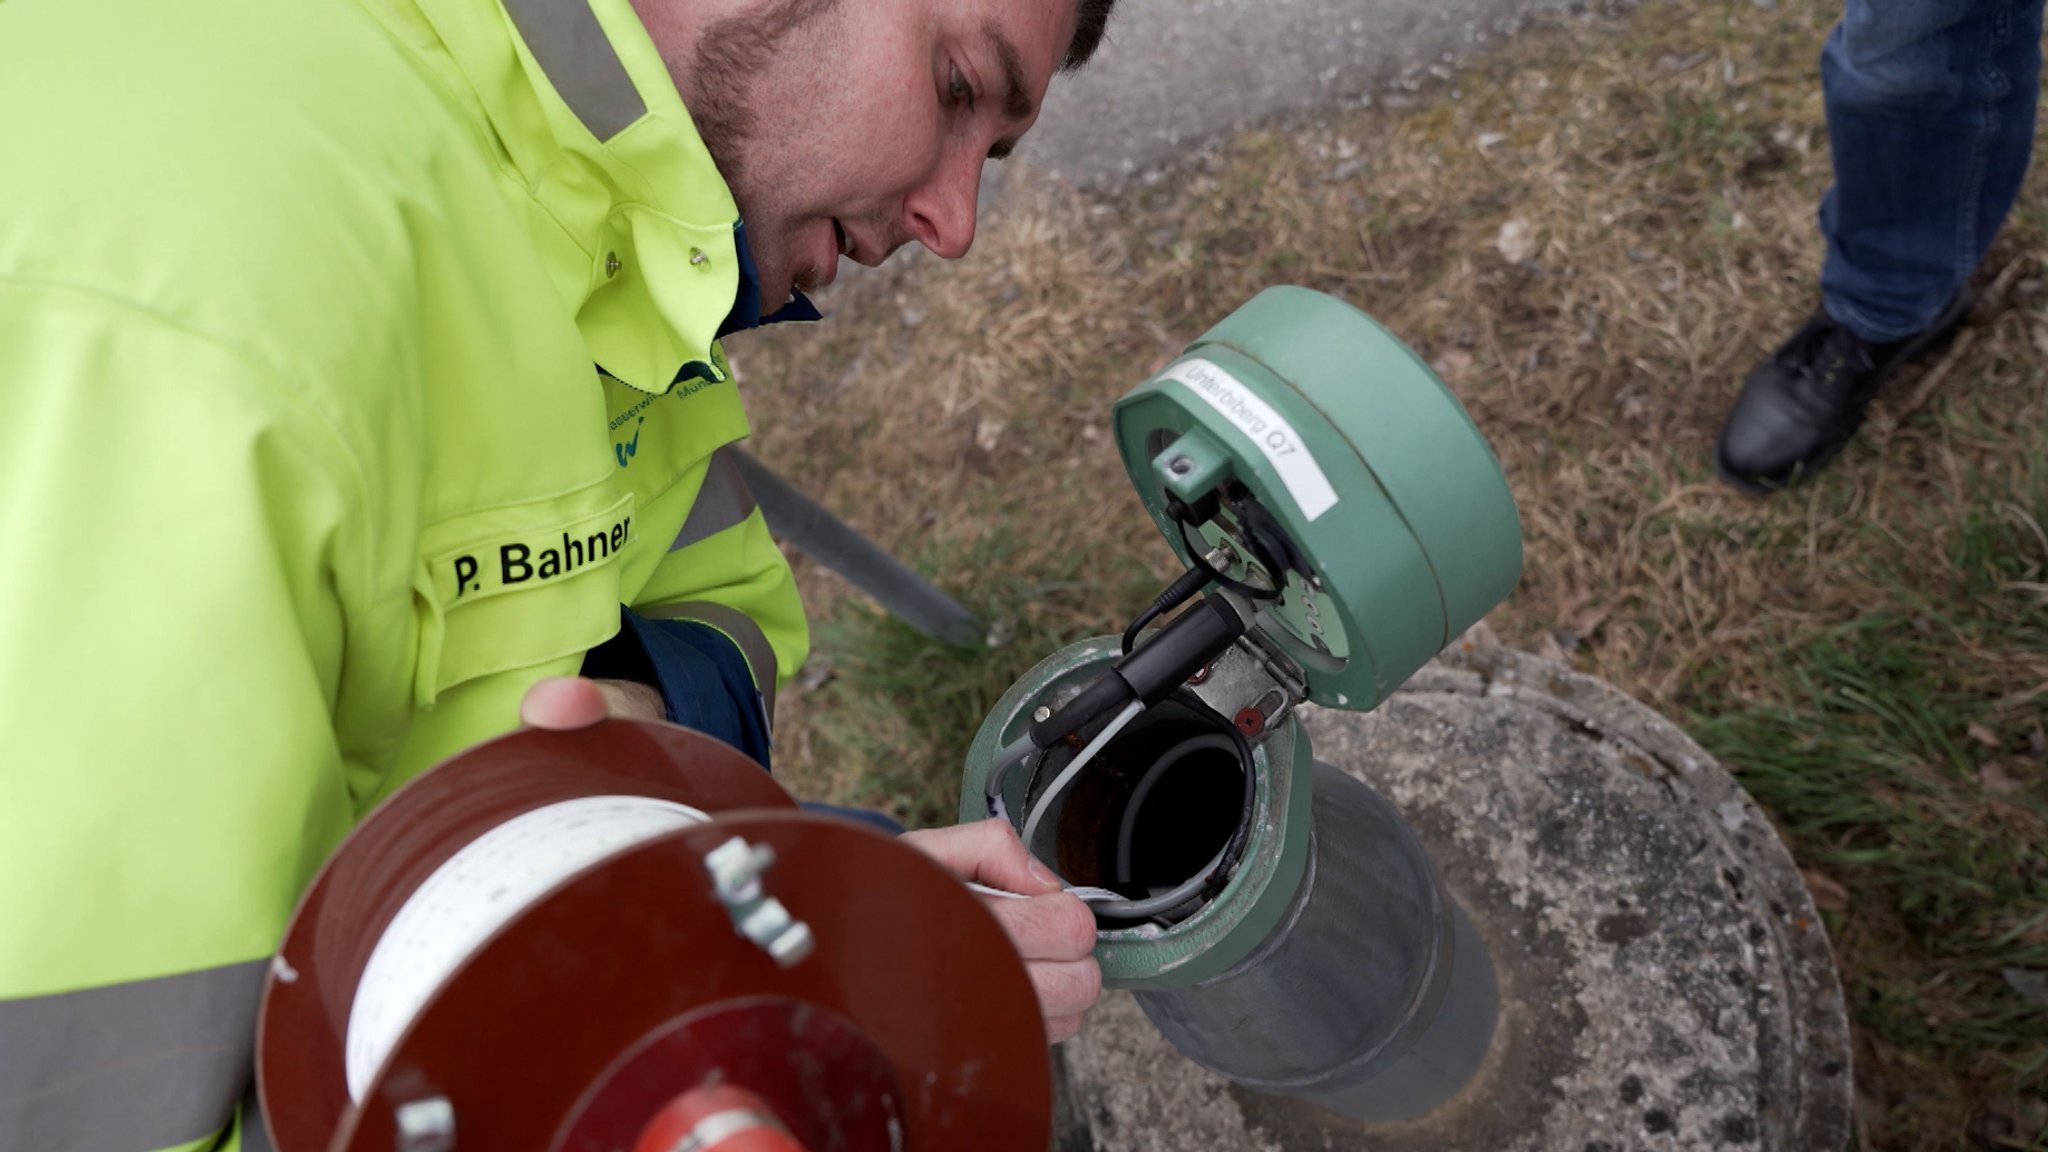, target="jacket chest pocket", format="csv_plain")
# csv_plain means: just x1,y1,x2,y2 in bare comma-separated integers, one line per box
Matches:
410,490,638,706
